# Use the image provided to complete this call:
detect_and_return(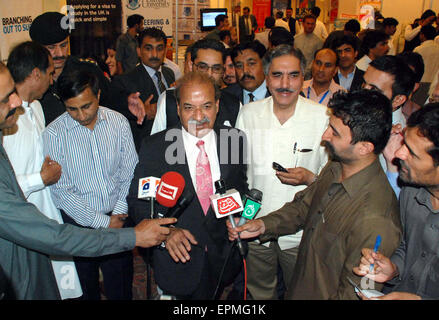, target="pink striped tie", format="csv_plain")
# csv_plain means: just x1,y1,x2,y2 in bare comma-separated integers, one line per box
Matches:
196,140,213,215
